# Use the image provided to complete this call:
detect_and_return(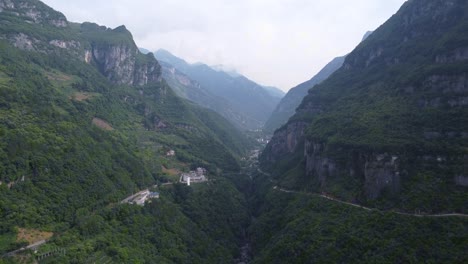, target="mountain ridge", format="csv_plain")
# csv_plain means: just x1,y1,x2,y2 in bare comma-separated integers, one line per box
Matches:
261,0,468,213
155,49,282,130
264,31,373,132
